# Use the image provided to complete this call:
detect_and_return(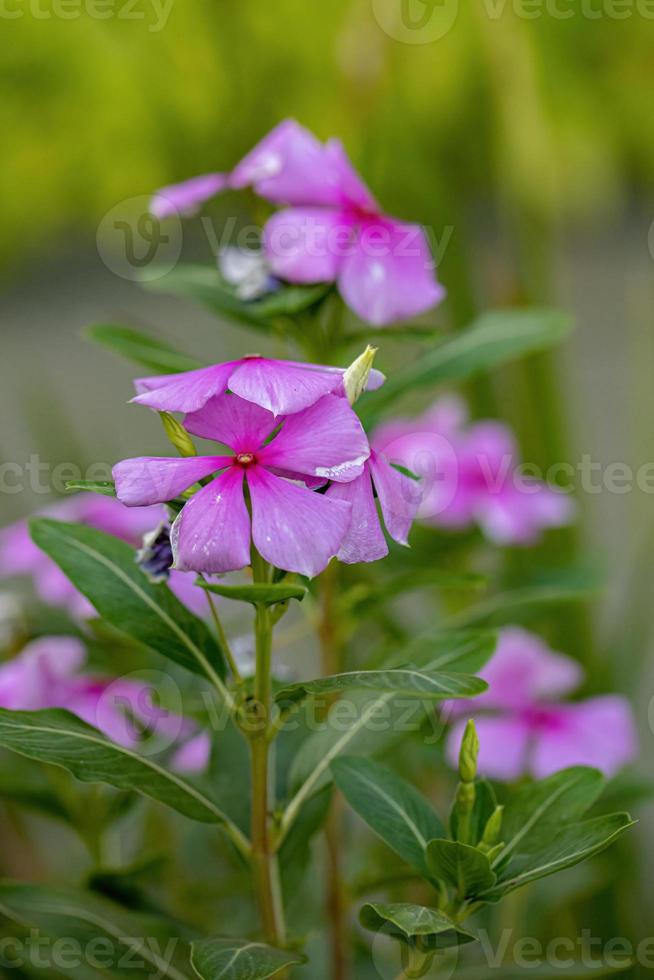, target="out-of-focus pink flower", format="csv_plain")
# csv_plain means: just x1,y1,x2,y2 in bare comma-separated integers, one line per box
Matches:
327,450,421,563
0,636,207,773
132,354,385,416
374,395,575,546
0,495,206,619
150,120,445,326
114,393,369,578
445,627,638,781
